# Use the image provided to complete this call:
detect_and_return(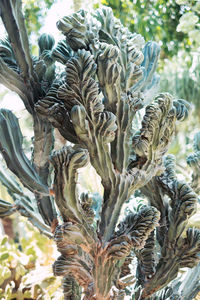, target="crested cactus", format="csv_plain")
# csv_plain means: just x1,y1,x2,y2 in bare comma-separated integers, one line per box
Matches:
187,132,200,195
0,2,200,299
